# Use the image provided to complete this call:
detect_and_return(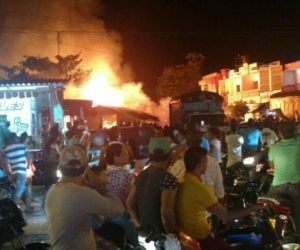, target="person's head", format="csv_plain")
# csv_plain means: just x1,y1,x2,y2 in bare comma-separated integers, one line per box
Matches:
66,122,71,129
175,128,187,143
106,142,129,167
42,123,48,130
5,121,10,128
206,126,222,141
148,137,171,163
278,122,295,139
109,127,121,142
73,120,79,127
59,145,88,177
20,132,29,144
90,166,109,185
248,118,255,128
184,146,208,174
230,124,238,134
186,130,202,147
45,131,61,149
263,121,270,128
186,122,200,132
295,122,300,133
50,123,60,136
8,132,19,145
